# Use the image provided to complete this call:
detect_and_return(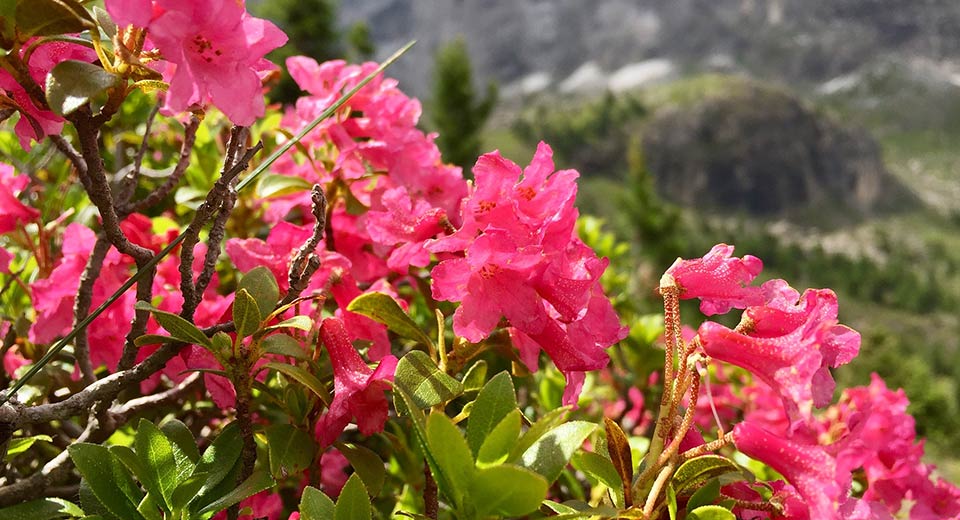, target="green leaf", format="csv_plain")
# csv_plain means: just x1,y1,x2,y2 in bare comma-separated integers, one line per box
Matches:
91,5,115,37
603,417,633,506
347,292,434,348
394,350,463,409
687,505,736,520
667,484,678,520
0,497,84,520
470,464,548,518
168,473,207,511
193,425,242,497
238,267,279,321
425,413,474,508
16,0,94,37
108,445,160,513
570,451,622,508
393,385,444,501
687,478,721,512
262,333,308,360
264,315,313,332
233,288,262,338
211,331,232,357
45,60,120,116
159,419,200,464
134,419,178,510
68,444,145,520
519,421,596,484
134,301,211,348
334,474,370,520
263,362,331,406
197,470,274,516
508,406,570,462
5,434,52,460
298,486,335,520
461,359,487,394
673,455,740,496
78,479,114,520
133,334,179,347
337,443,385,496
466,371,517,457
257,174,314,198
477,409,521,467
265,424,316,479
